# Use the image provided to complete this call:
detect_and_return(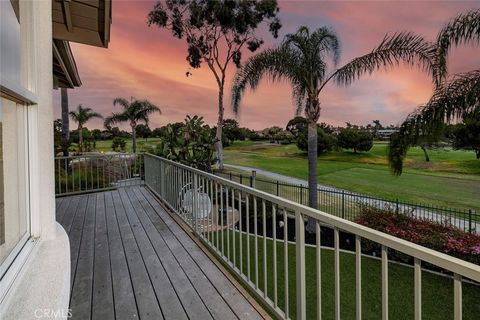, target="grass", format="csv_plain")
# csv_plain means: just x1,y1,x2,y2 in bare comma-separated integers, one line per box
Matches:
223,141,480,211
208,230,480,320
93,138,162,153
